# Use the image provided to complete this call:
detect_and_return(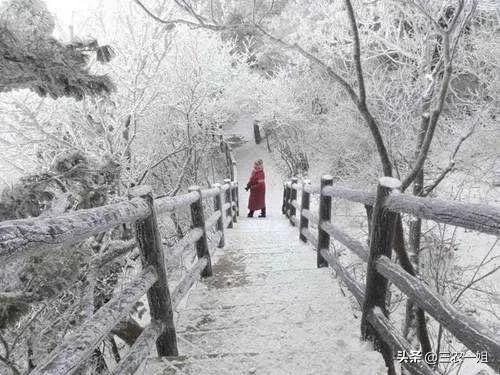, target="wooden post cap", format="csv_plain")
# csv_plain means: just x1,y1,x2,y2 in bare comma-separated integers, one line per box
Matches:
321,174,333,181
